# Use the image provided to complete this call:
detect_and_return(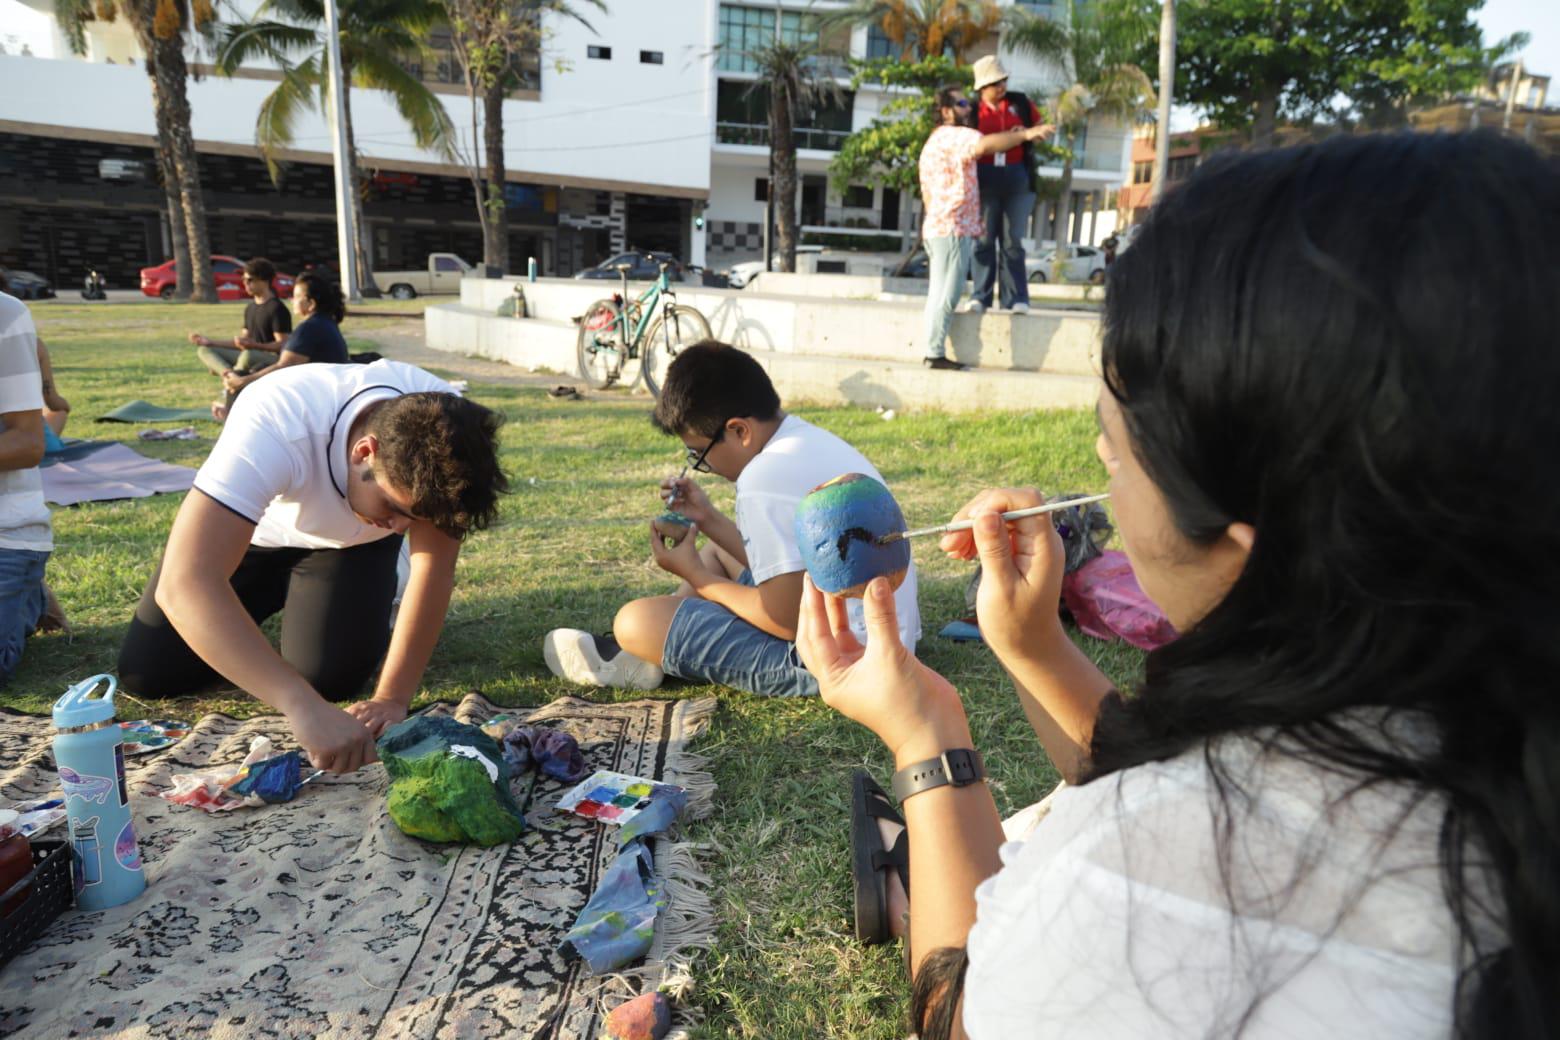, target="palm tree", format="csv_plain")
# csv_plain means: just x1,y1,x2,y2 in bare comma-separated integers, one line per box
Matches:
57,0,220,301
216,0,456,294
745,38,845,273
442,0,605,272
1006,0,1154,274
819,0,1003,63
